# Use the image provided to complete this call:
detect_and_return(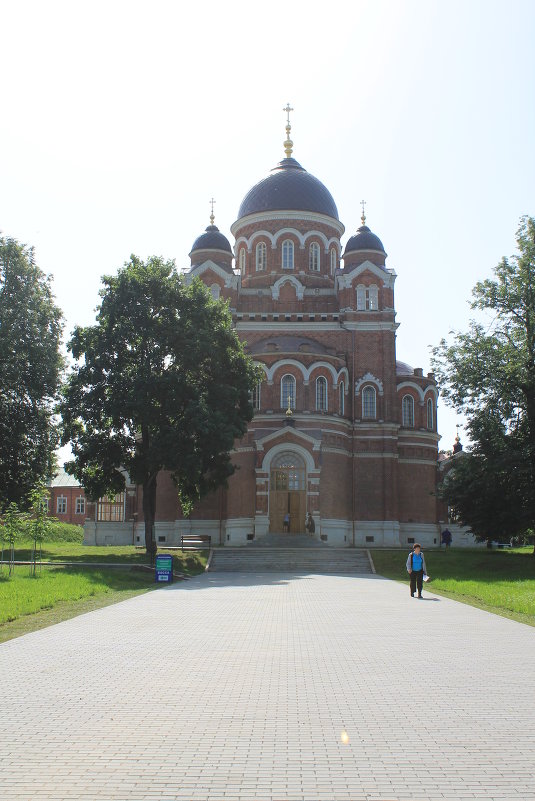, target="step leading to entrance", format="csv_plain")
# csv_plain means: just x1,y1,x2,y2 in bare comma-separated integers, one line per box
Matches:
209,547,372,574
